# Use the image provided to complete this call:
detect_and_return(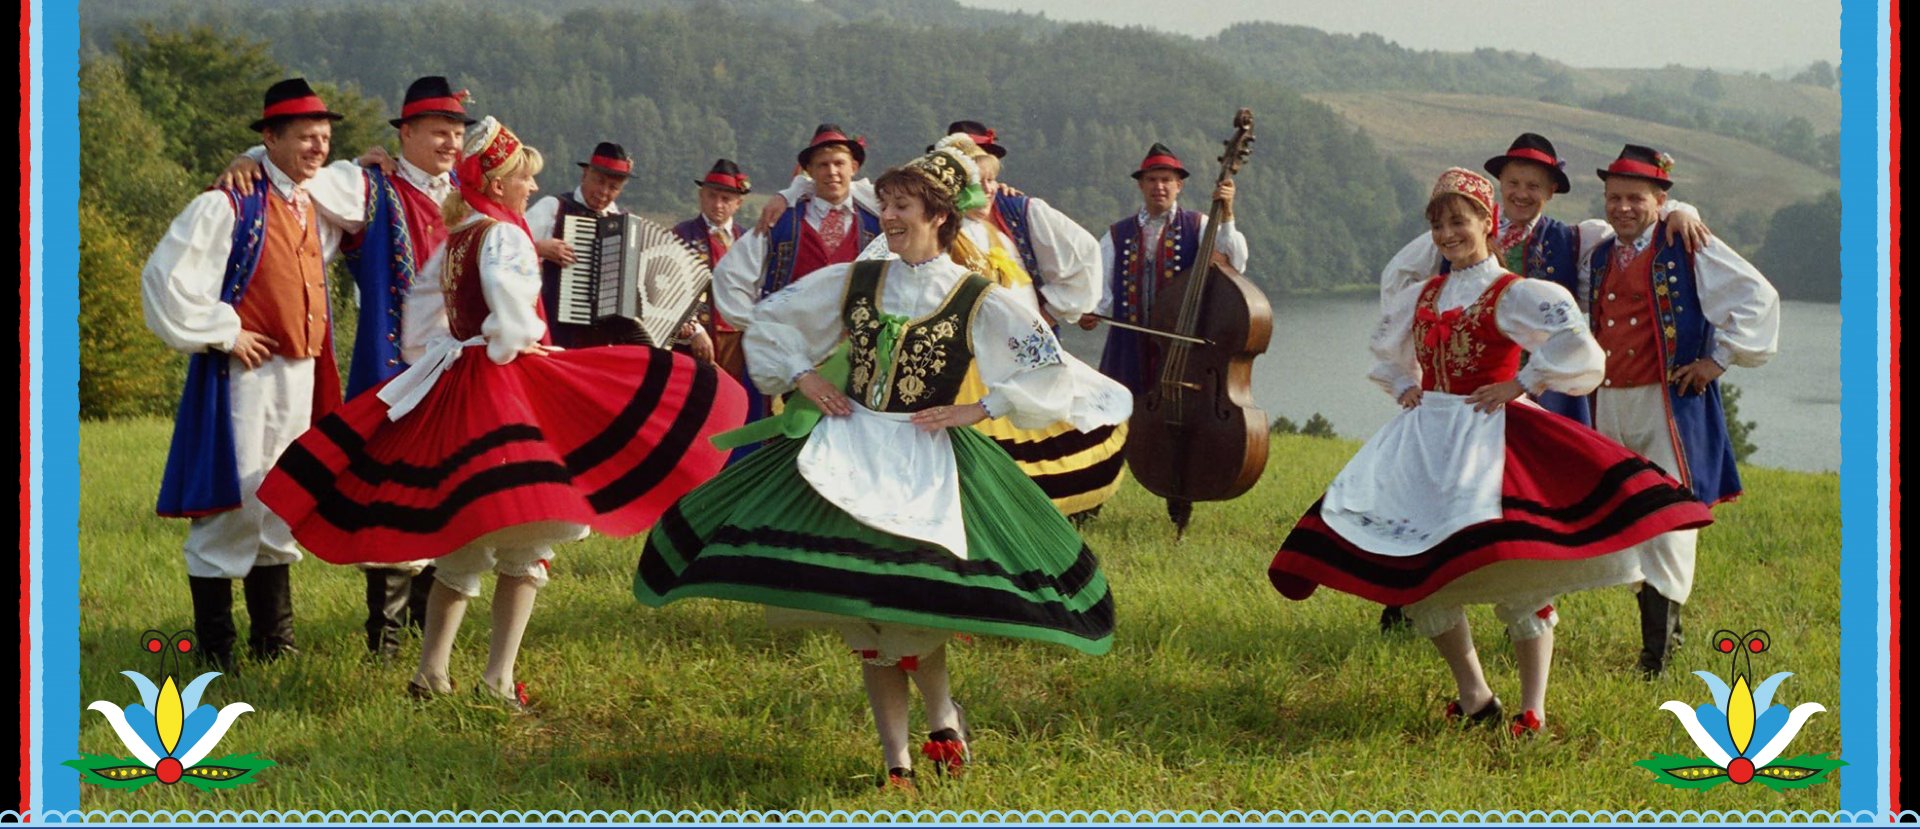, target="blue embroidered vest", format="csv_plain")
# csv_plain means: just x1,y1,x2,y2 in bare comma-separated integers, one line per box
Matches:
1098,209,1203,395
992,192,1041,280
1588,223,1741,505
340,167,415,398
761,196,879,298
